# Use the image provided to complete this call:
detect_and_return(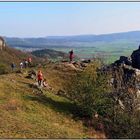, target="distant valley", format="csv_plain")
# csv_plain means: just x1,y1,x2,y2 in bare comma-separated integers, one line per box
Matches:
4,31,140,63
